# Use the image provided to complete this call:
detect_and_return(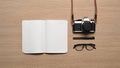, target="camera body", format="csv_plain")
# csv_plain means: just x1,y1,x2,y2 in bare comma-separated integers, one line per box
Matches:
73,17,95,33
